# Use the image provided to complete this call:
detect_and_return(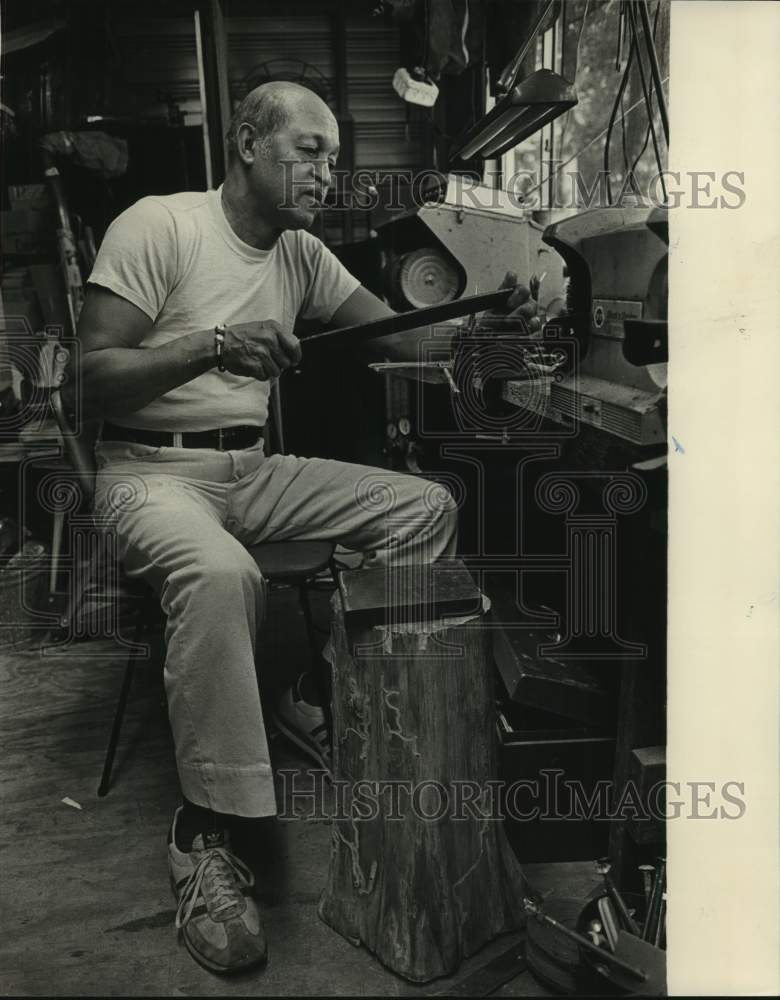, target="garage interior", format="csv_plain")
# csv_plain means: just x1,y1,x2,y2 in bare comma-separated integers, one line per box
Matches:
1,1,670,995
